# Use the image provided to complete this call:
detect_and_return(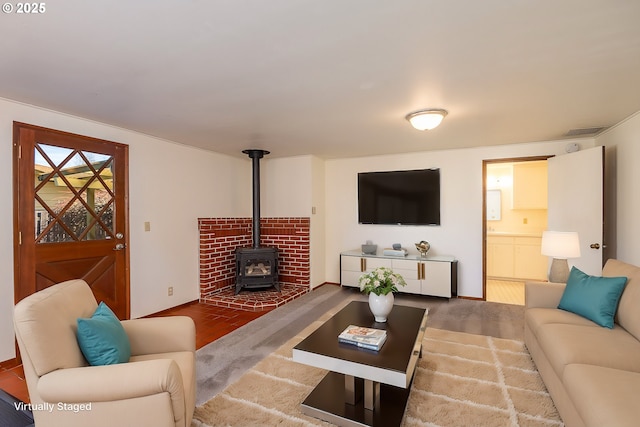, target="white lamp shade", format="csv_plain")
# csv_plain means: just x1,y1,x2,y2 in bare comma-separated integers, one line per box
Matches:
541,231,581,259
406,109,448,130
